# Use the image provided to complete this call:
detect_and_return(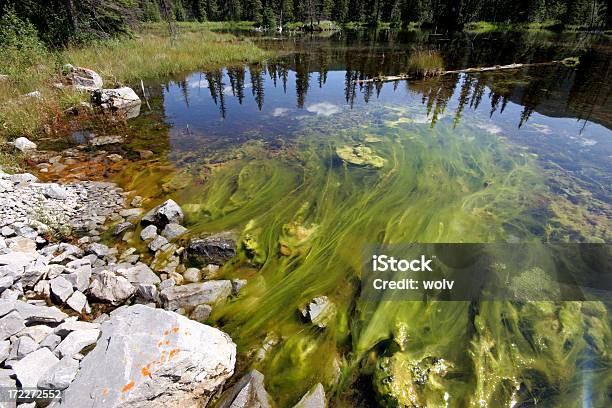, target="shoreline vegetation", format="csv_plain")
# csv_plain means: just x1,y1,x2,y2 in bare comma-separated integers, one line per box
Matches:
0,21,271,169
